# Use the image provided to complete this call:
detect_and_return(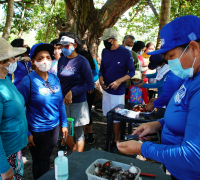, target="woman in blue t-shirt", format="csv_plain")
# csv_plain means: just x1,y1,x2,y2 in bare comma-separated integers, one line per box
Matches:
18,43,68,180
117,15,200,180
57,32,94,152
